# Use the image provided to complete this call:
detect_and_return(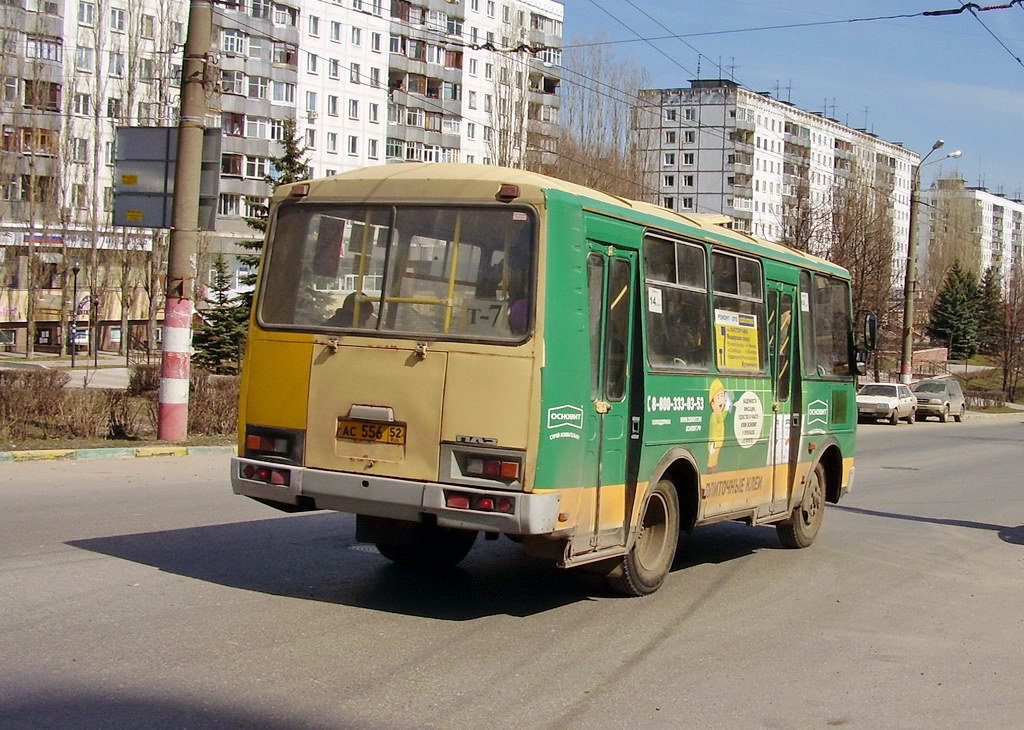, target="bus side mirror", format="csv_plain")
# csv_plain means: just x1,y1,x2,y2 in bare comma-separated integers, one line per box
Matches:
863,313,878,351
